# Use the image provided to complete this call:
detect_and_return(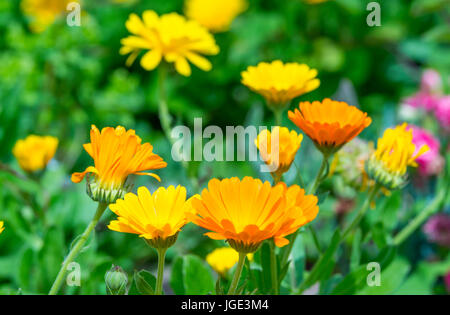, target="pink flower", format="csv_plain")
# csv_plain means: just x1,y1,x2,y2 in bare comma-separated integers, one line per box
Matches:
423,214,450,248
445,273,450,293
435,96,450,131
409,125,444,176
421,69,442,94
404,91,440,112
